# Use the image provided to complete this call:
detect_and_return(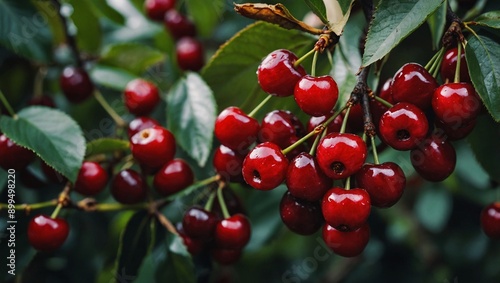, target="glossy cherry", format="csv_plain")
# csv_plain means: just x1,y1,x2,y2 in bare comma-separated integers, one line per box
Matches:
257,49,307,97
378,102,429,151
242,142,288,190
59,66,94,103
0,134,35,170
307,113,343,136
212,248,242,265
215,214,251,249
176,37,204,71
280,191,323,235
144,0,176,21
176,222,206,255
164,9,196,40
258,110,305,149
124,79,160,116
73,161,108,196
355,162,406,208
440,47,470,83
28,215,69,252
130,125,176,170
153,158,194,196
111,169,147,204
127,116,160,139
286,152,331,201
322,223,370,257
432,82,481,127
213,145,246,182
410,135,456,182
294,75,339,116
391,63,438,109
182,206,218,239
316,133,367,179
215,106,260,151
322,187,371,231
480,202,500,239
